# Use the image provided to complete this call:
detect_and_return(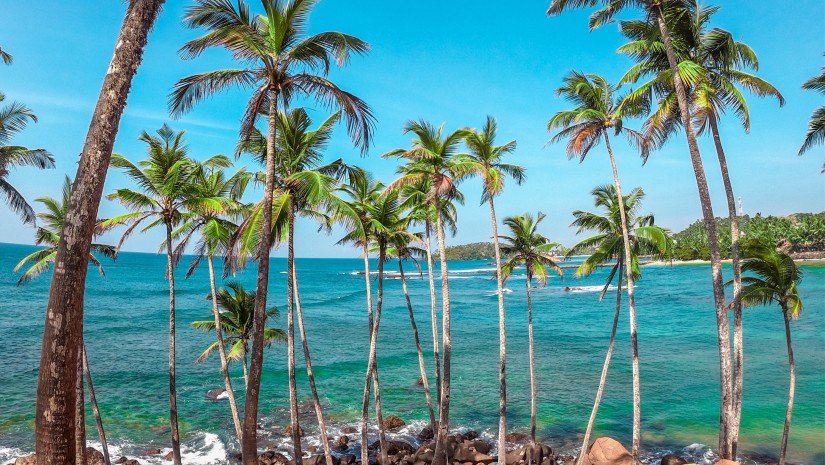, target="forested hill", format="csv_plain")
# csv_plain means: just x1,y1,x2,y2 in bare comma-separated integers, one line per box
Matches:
440,242,499,260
